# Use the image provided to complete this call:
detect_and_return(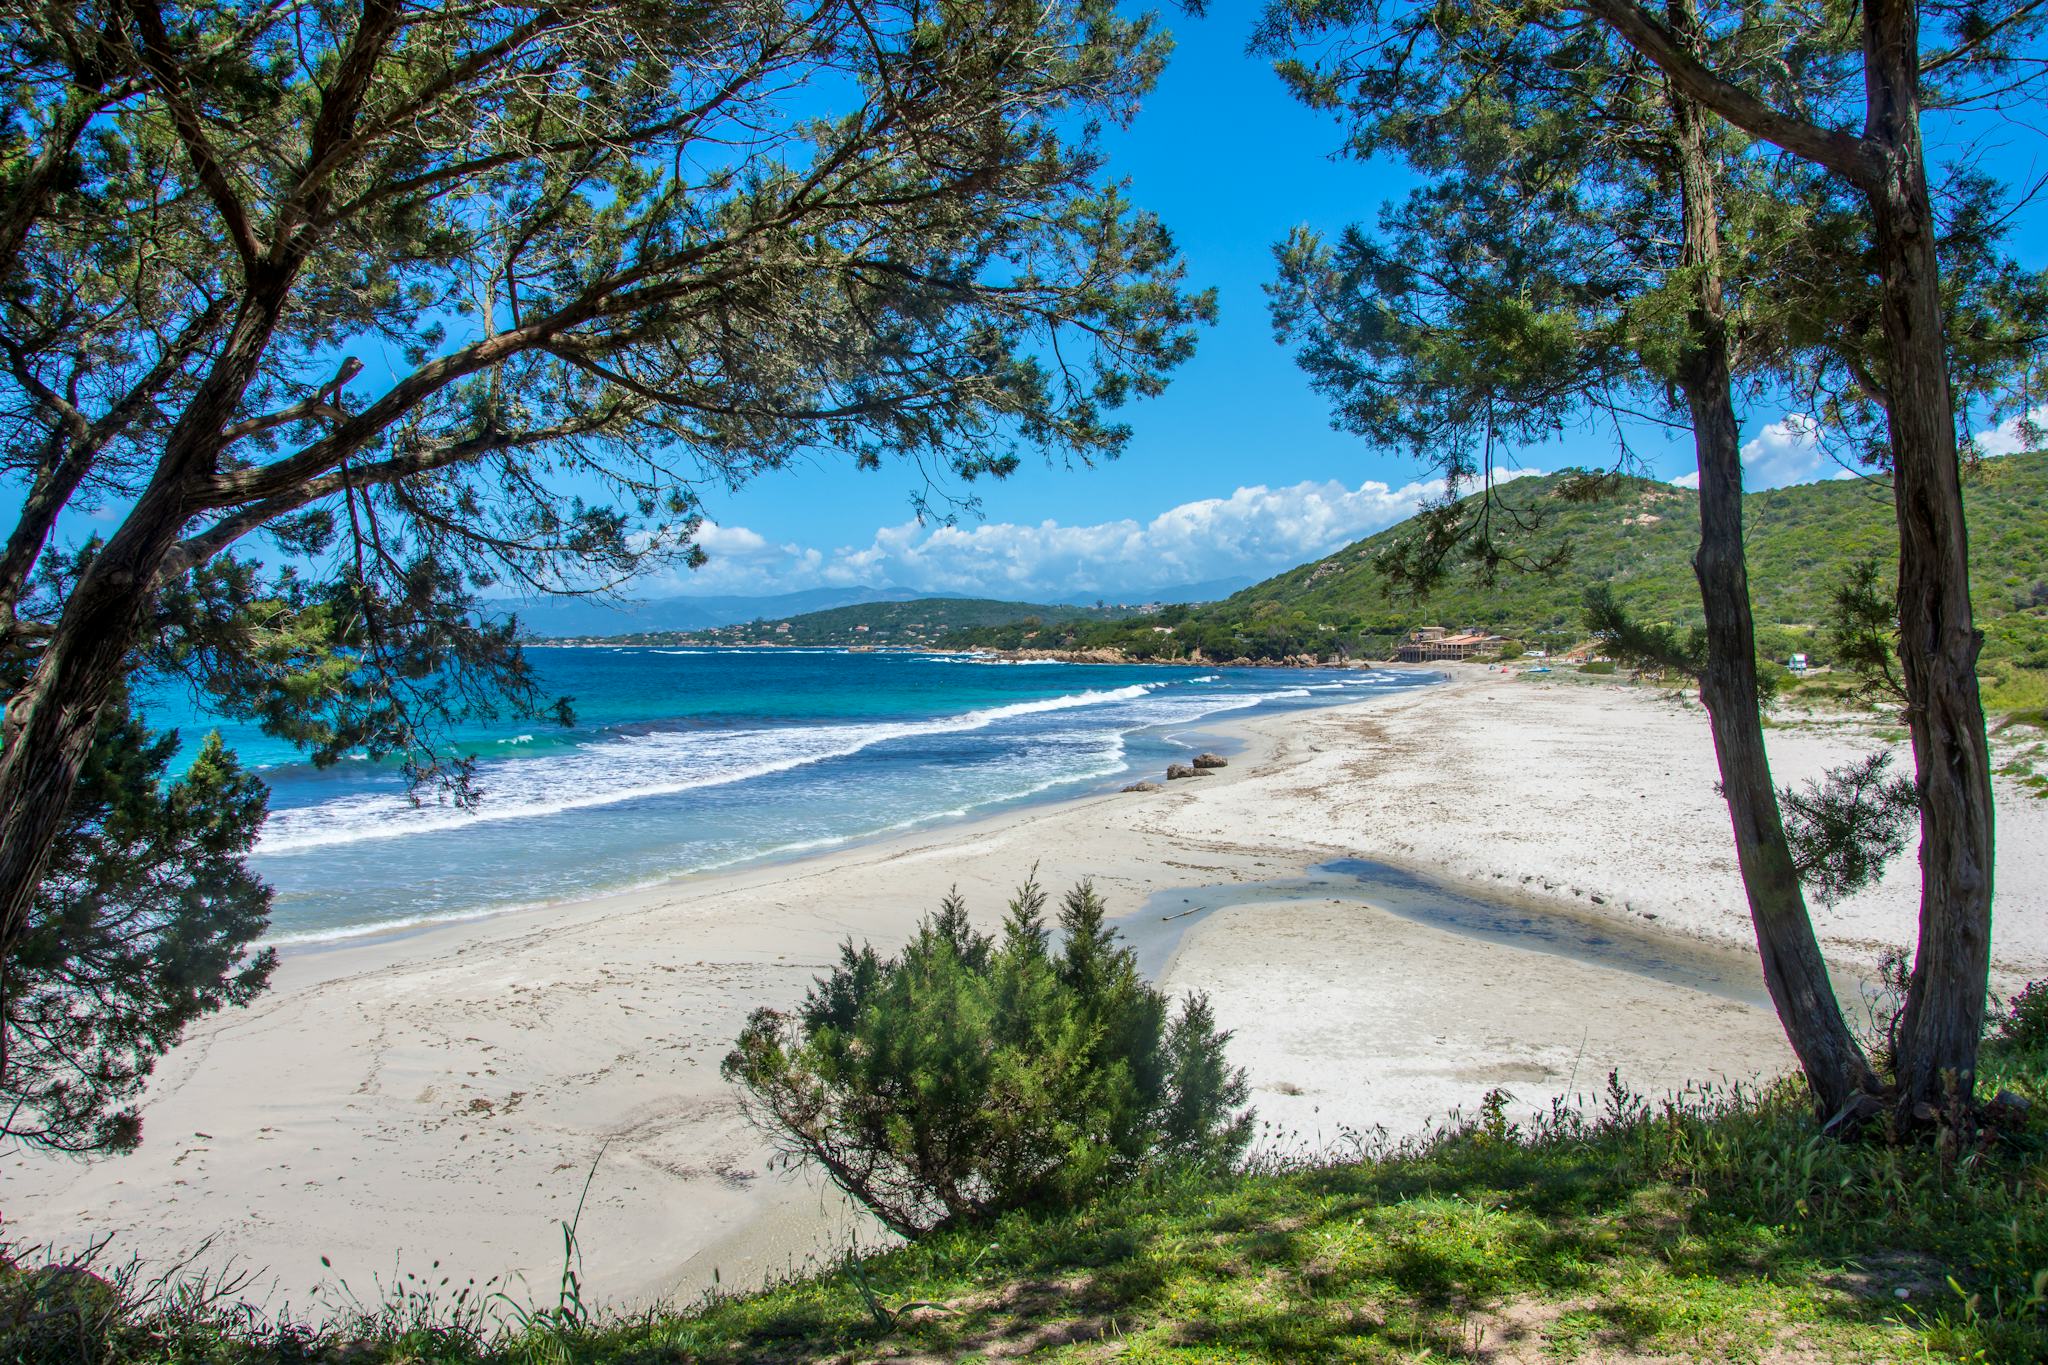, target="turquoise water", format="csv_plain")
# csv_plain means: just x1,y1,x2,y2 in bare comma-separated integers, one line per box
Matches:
143,648,1439,944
